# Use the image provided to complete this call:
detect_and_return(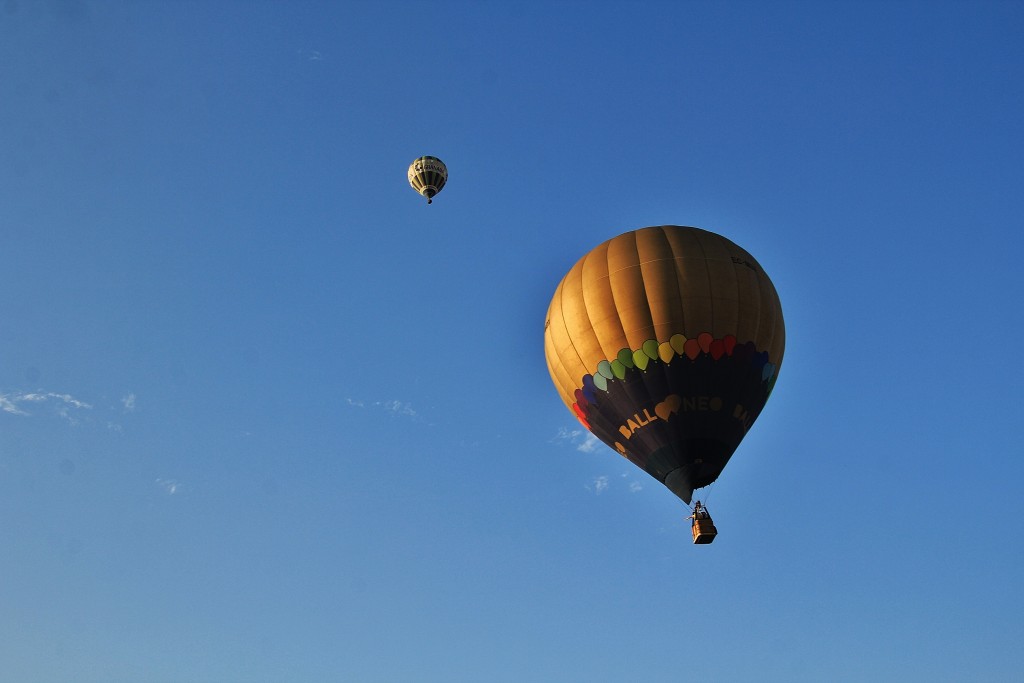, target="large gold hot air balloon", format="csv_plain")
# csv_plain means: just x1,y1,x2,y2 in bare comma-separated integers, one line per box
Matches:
407,156,447,204
544,226,784,528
